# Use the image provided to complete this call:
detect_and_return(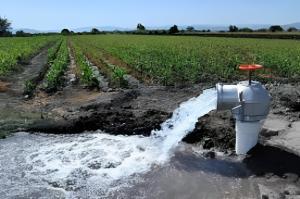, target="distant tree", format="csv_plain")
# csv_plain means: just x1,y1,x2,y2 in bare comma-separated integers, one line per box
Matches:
257,28,268,32
0,17,11,36
186,26,194,32
169,25,179,34
137,23,146,31
91,28,100,34
269,25,284,32
287,27,298,32
229,25,239,32
239,27,253,32
15,30,31,37
207,29,211,32
61,29,70,35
